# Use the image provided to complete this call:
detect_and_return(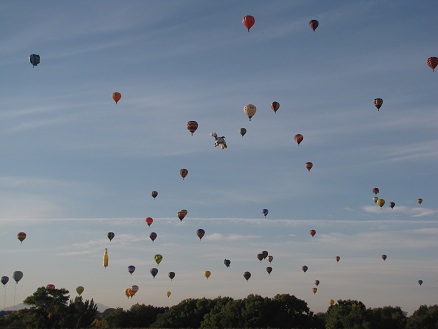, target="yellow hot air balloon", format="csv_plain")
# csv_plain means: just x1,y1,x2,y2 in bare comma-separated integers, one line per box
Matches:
166,291,171,298
377,199,385,208
154,254,163,265
329,299,335,306
103,248,108,268
204,271,211,279
76,286,84,295
243,104,256,121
